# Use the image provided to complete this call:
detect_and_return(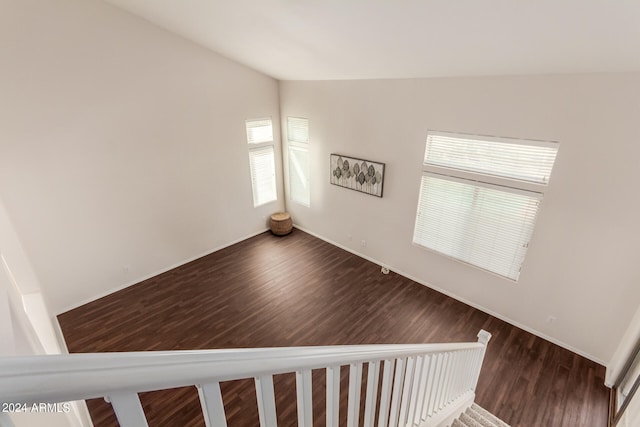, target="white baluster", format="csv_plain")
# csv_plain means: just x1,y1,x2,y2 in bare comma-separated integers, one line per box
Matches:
296,370,313,427
456,350,466,394
464,349,477,391
421,354,436,421
414,355,431,424
364,360,380,427
471,349,482,391
452,351,463,399
436,352,451,411
197,382,228,427
461,349,472,394
406,355,423,425
255,375,278,427
450,351,463,400
109,392,148,427
397,356,415,427
388,358,406,427
377,359,395,427
347,362,363,427
427,353,443,417
442,351,456,406
460,350,471,395
326,365,340,427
